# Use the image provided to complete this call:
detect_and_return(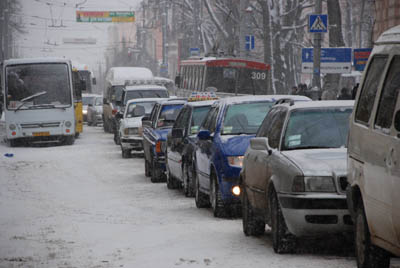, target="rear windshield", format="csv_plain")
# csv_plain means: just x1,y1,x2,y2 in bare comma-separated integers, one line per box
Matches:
126,101,156,117
222,101,273,135
156,104,184,128
83,96,95,105
124,90,169,104
282,107,353,150
190,106,212,134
